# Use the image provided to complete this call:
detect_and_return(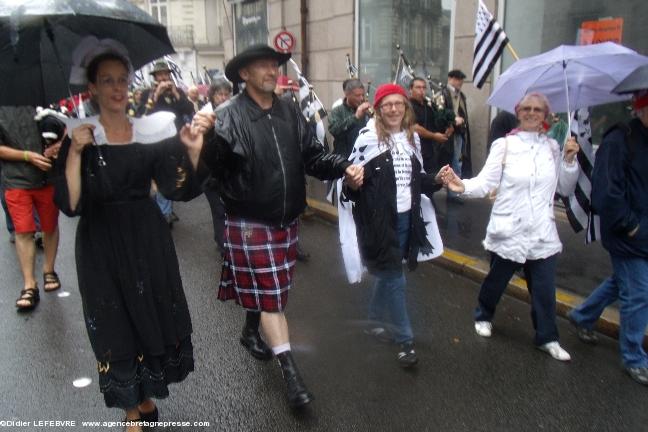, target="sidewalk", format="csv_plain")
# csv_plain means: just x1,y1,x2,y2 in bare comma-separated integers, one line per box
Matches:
307,197,628,344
